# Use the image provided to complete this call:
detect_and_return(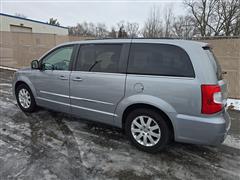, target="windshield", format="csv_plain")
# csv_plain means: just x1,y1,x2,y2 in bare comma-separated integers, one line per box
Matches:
203,46,222,80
